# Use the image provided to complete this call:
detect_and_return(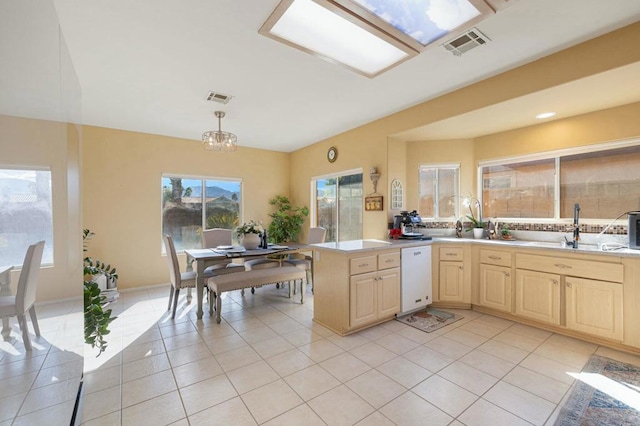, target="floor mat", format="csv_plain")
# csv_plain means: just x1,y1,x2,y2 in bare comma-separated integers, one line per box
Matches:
395,308,463,333
554,355,640,425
